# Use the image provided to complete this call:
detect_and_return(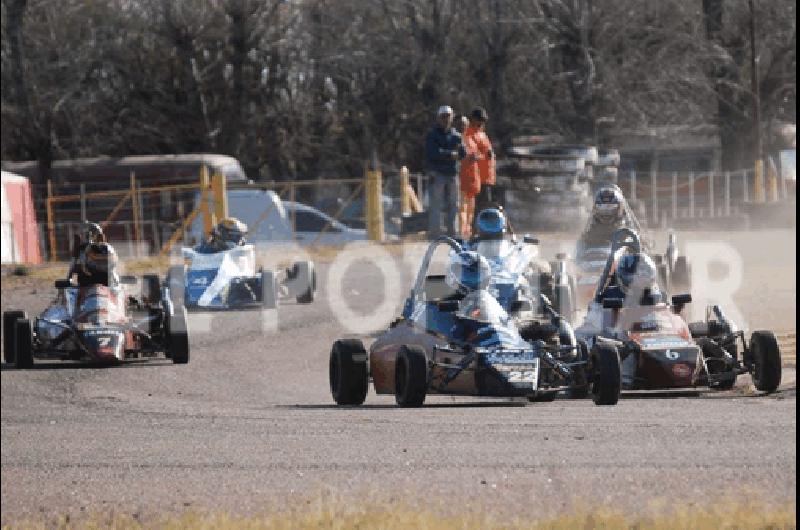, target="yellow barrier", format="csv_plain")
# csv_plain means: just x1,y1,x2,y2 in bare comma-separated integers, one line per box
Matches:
365,167,384,241
212,169,228,220
400,166,411,215
753,159,765,203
